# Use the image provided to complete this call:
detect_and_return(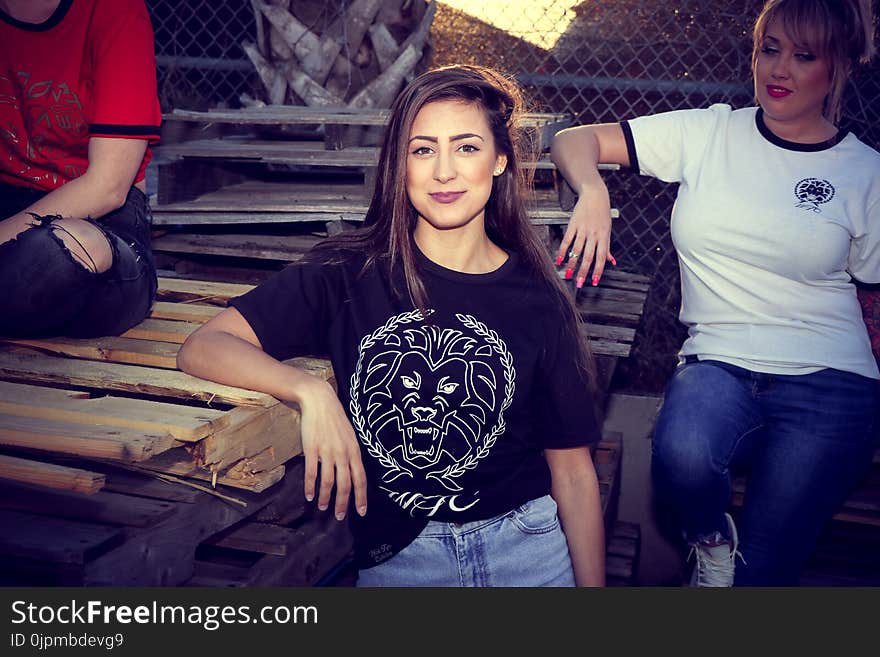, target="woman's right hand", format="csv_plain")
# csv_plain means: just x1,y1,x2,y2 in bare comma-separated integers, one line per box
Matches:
557,181,616,289
297,378,368,521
